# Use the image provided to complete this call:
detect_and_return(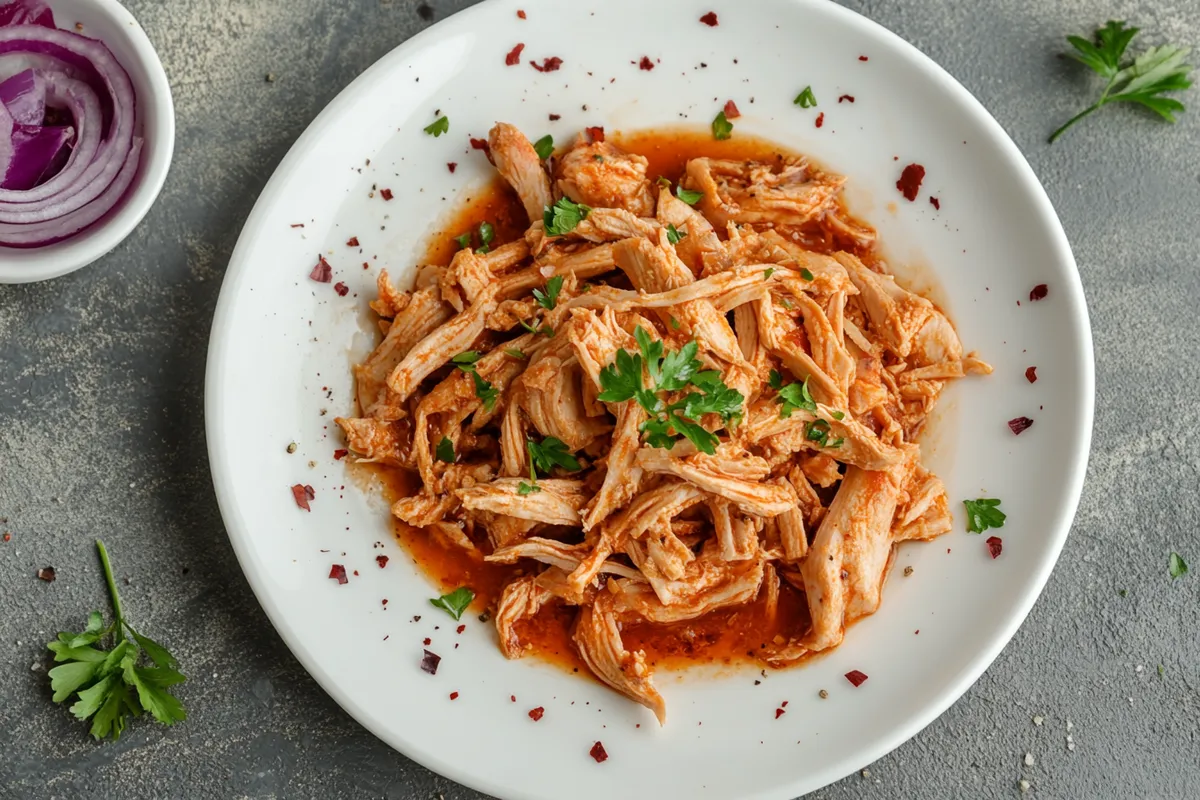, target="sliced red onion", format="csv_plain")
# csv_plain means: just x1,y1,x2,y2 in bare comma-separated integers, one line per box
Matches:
0,0,140,248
